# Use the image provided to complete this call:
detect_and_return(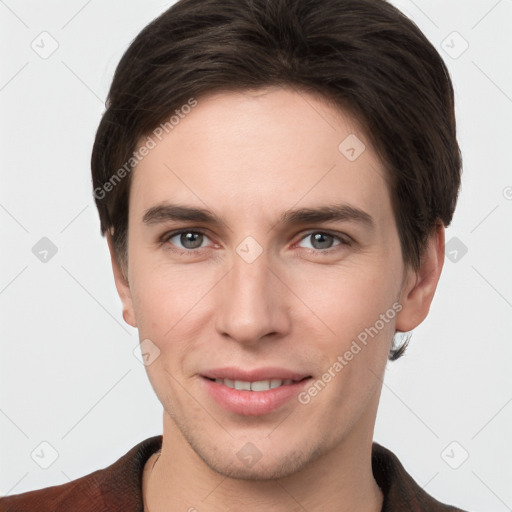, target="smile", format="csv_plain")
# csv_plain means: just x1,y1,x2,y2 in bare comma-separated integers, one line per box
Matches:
201,373,312,416
209,378,301,391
